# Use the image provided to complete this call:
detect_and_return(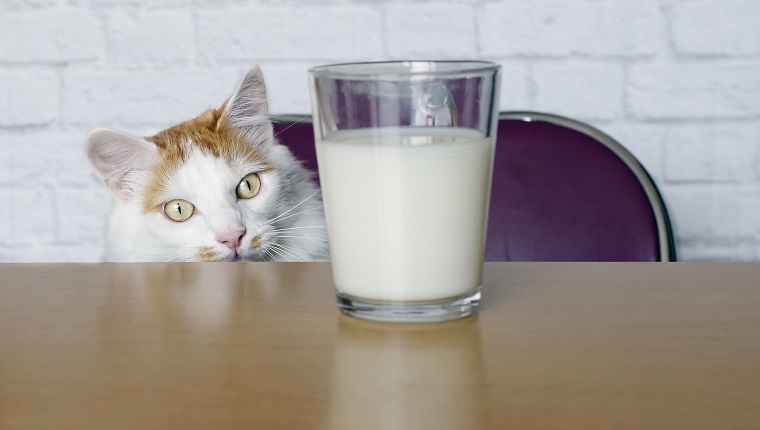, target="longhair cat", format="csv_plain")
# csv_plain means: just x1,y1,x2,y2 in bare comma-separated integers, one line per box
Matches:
87,66,328,262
